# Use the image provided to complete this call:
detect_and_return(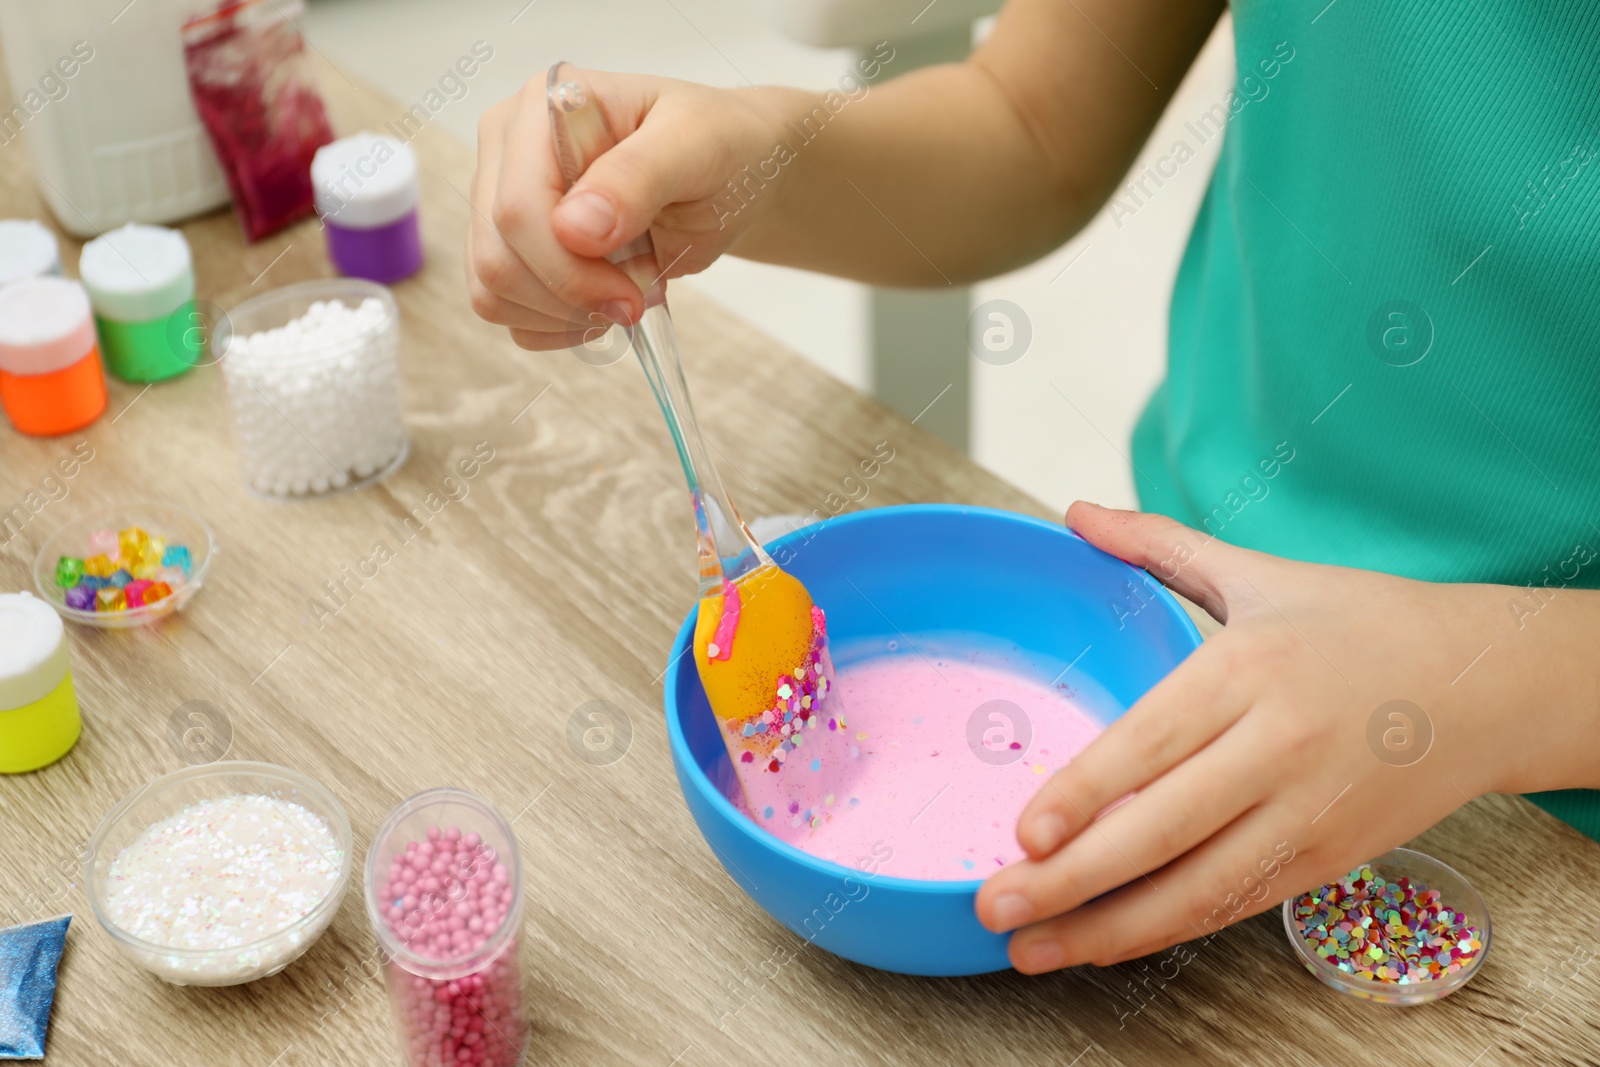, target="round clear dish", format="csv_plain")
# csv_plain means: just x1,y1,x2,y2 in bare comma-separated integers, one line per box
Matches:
1283,847,1490,1006
32,504,213,628
85,761,352,986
